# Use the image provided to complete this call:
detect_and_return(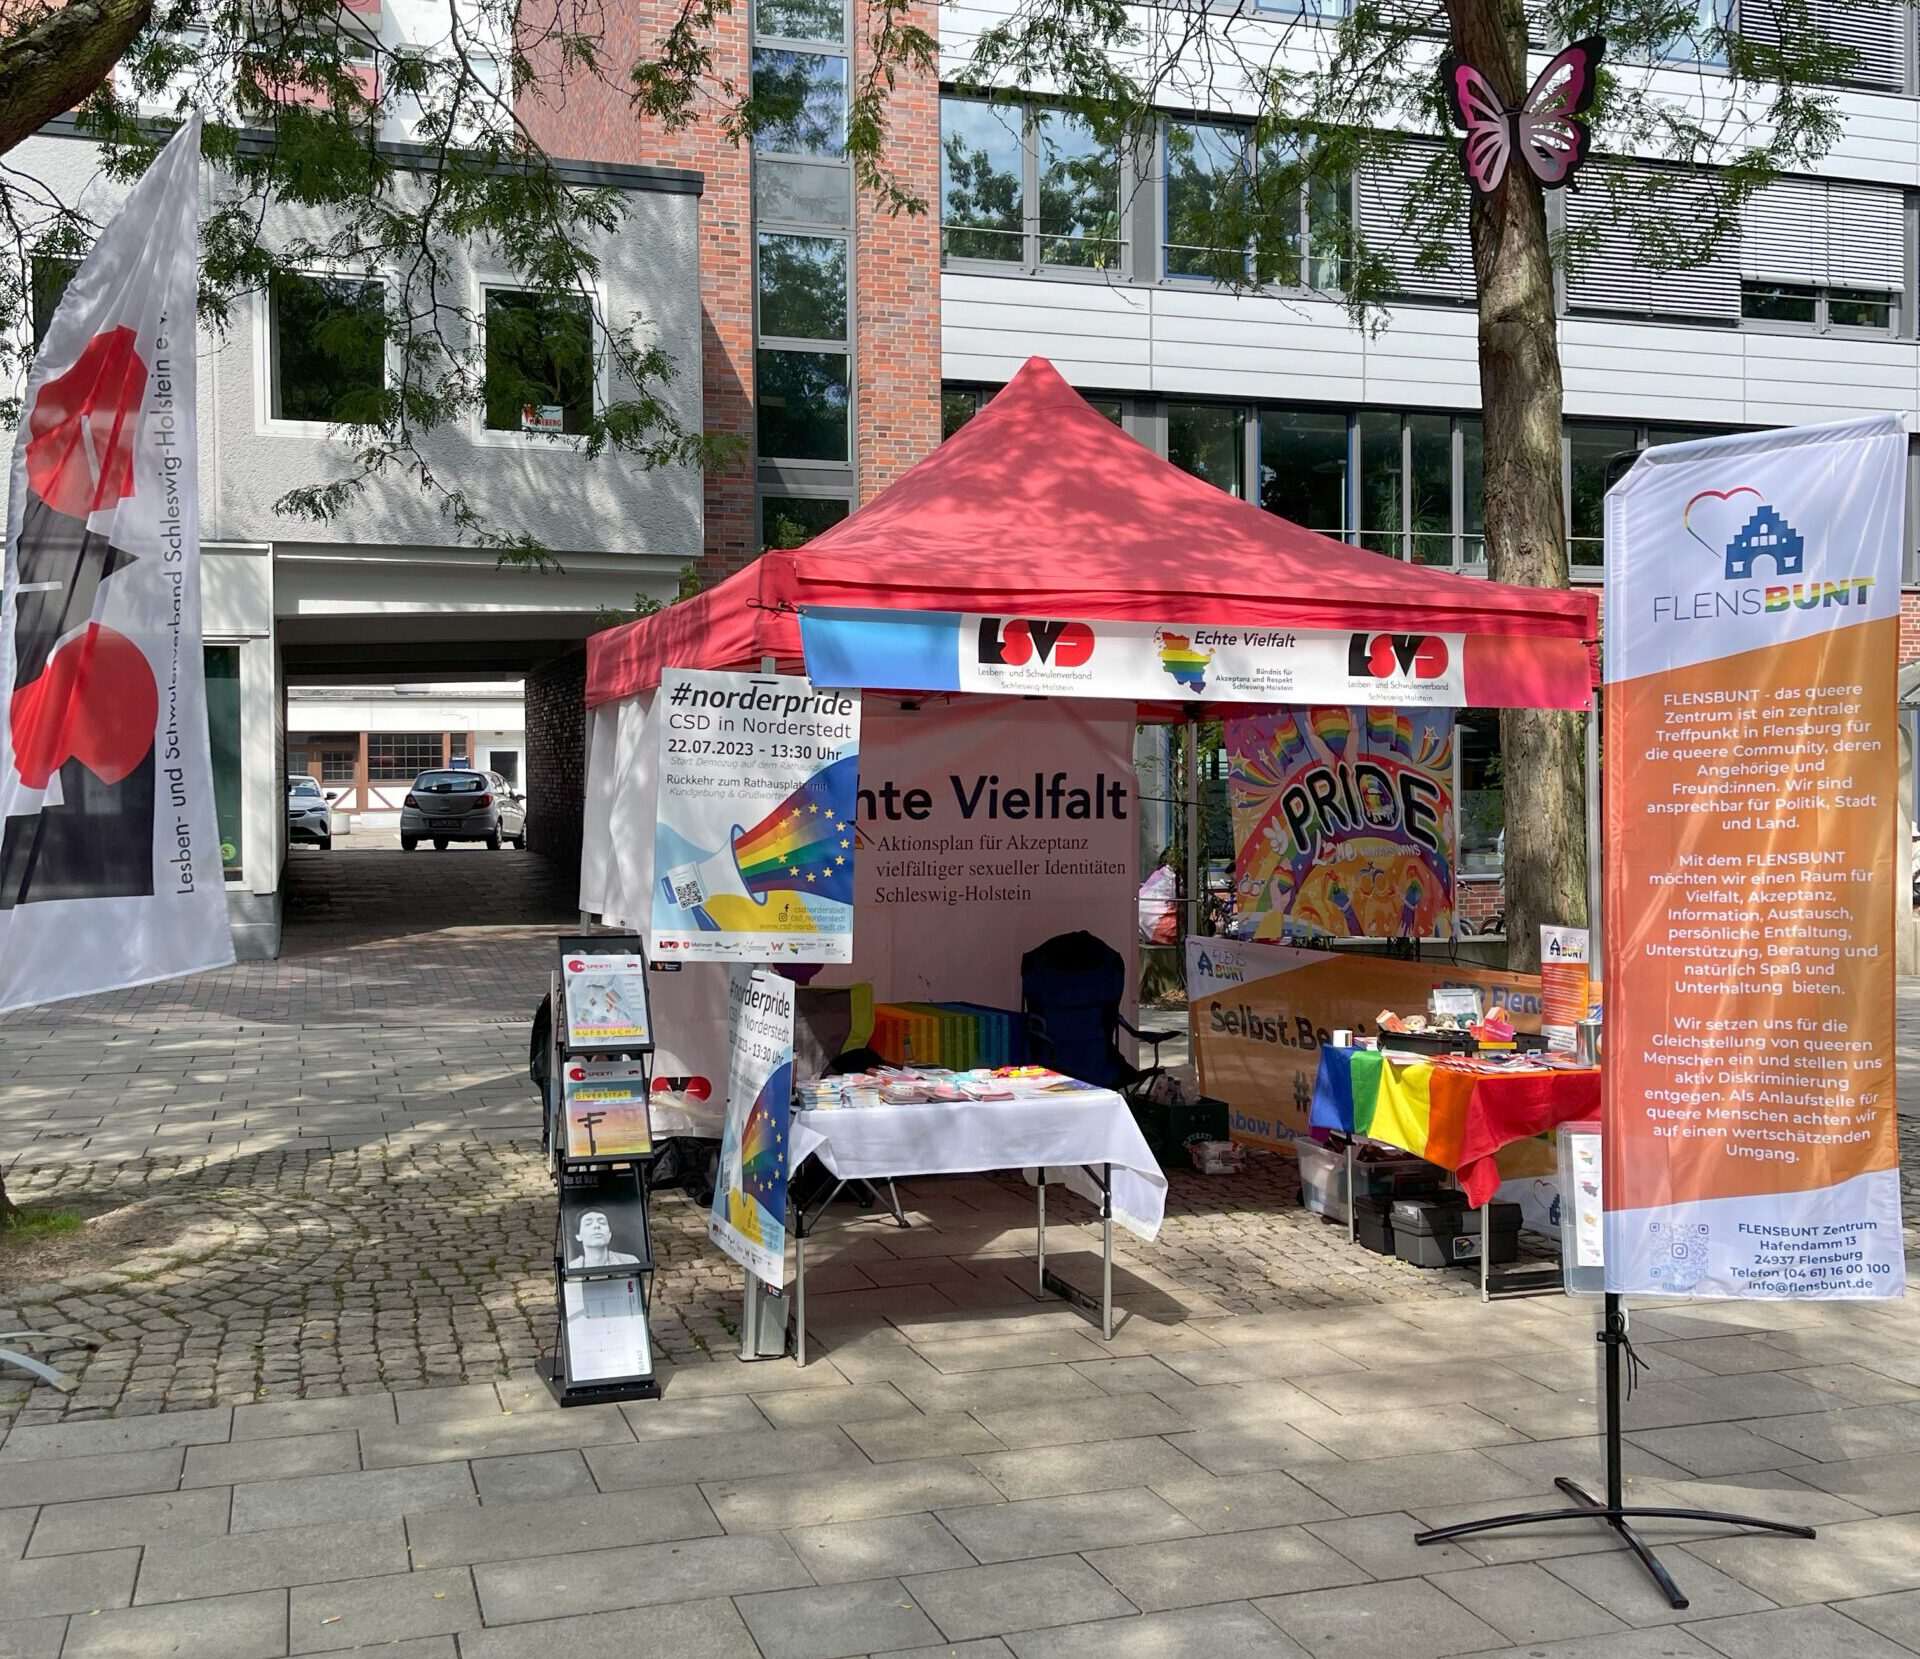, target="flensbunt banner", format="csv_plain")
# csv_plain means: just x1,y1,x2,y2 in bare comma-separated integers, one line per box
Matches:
1604,415,1906,1298
0,116,233,1014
